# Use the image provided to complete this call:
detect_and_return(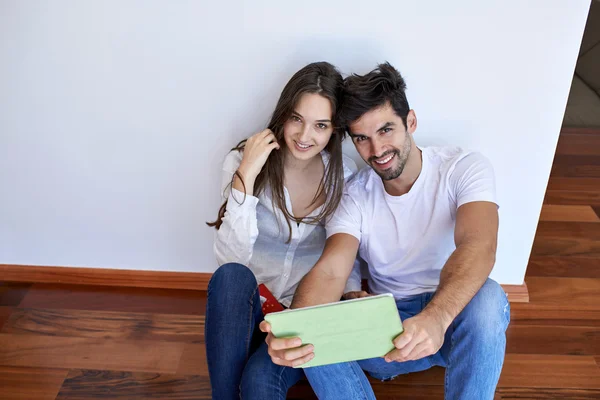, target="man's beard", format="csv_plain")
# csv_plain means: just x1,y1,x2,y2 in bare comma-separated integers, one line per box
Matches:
369,135,411,181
